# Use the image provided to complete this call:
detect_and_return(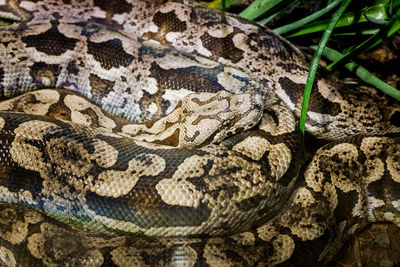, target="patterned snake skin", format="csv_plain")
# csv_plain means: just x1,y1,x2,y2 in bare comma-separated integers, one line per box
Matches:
0,0,399,265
